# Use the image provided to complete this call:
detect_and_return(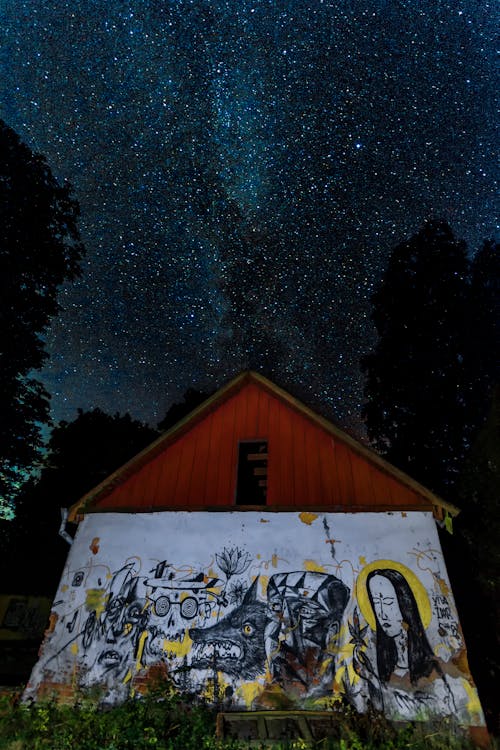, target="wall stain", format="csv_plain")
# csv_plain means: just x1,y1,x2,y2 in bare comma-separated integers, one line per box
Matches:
89,538,100,555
